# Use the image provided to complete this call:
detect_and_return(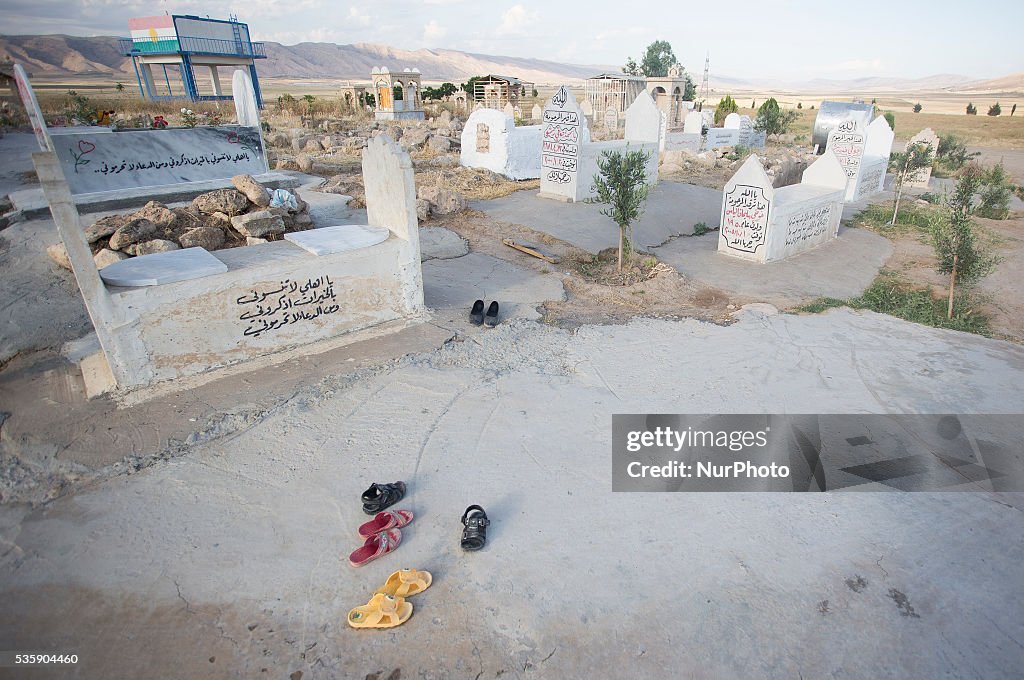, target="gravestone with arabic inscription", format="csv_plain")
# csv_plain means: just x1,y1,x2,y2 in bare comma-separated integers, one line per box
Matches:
539,85,588,202
53,126,268,195
719,153,846,262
